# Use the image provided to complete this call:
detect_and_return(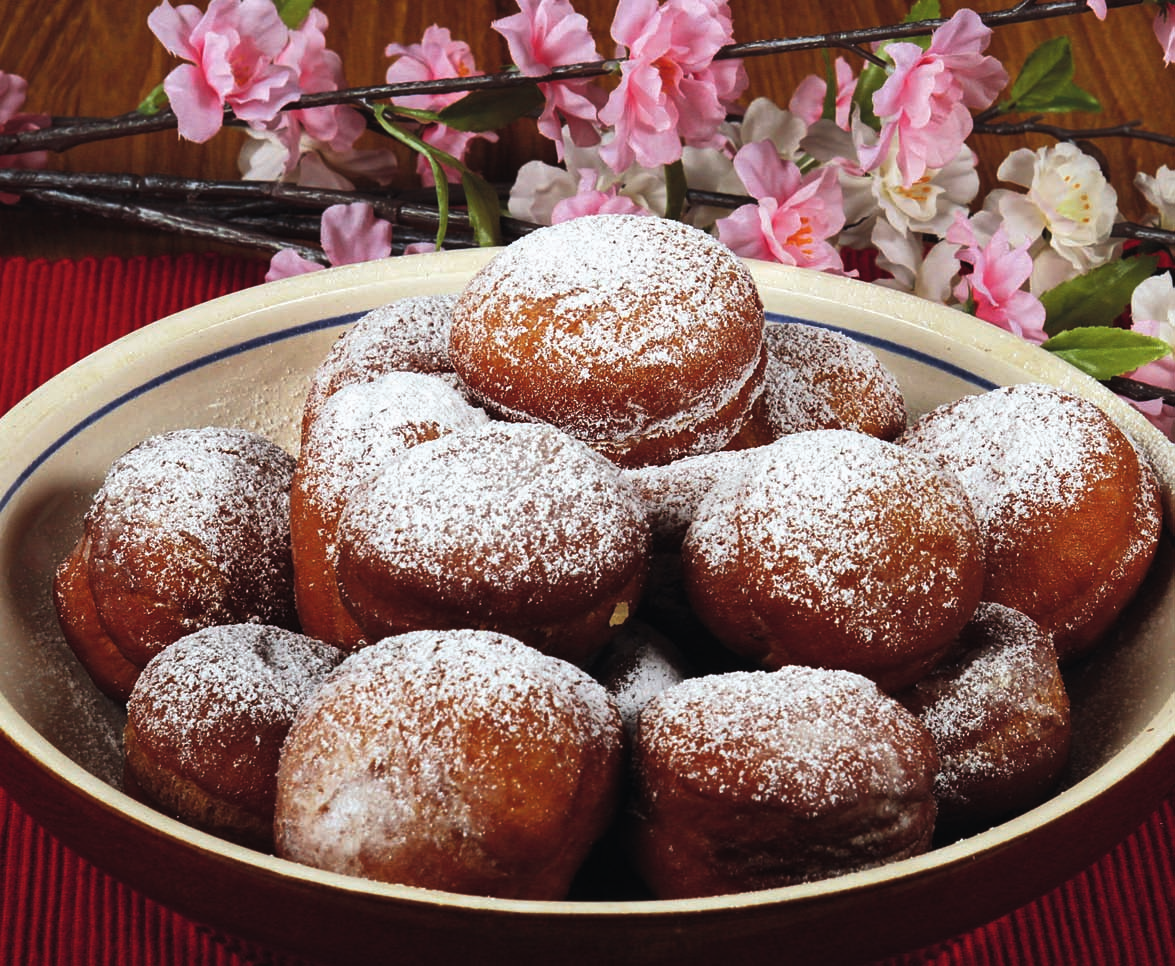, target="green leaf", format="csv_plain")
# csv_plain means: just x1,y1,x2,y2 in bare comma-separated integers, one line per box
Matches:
906,0,941,23
436,84,545,133
1041,256,1160,335
461,170,503,247
1004,37,1101,114
1042,326,1174,380
137,82,169,116
272,0,315,29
